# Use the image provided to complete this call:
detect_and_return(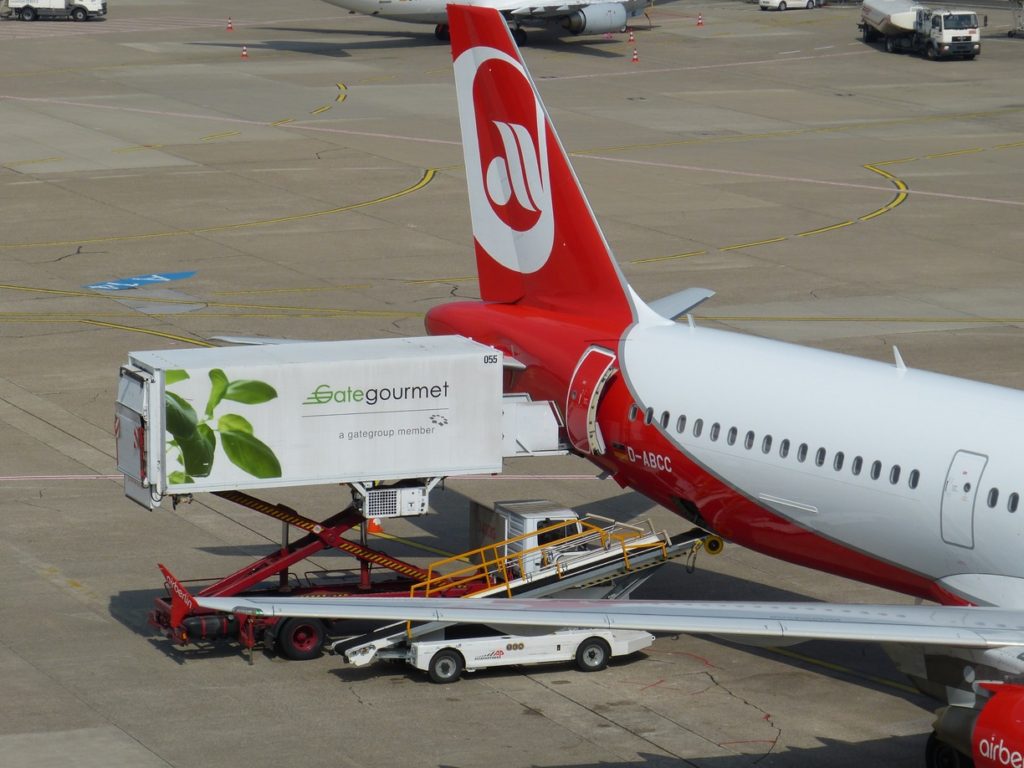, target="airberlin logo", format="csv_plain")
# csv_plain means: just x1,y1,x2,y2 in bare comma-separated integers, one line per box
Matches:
454,46,554,275
979,736,1024,768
